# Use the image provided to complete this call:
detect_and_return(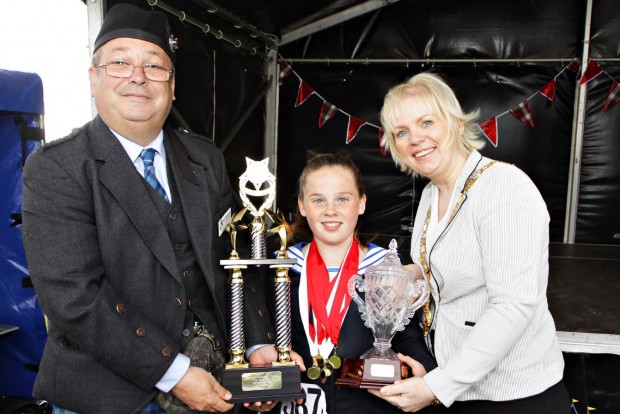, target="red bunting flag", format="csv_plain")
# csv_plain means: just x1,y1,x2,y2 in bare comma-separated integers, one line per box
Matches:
478,118,498,147
295,81,315,107
566,59,581,74
539,79,557,105
378,128,387,156
604,81,620,112
318,100,338,128
346,116,366,143
279,62,293,85
510,100,535,128
579,60,604,85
